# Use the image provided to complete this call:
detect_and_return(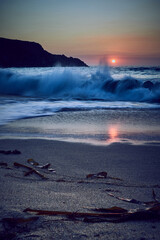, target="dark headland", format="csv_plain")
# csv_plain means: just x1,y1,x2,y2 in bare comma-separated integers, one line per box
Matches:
0,37,88,67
